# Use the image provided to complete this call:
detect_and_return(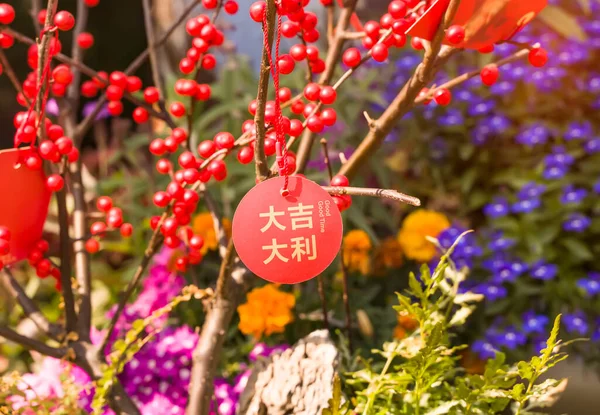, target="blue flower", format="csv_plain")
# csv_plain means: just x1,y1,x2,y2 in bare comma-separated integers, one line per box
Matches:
518,182,546,200
577,273,600,296
492,326,527,350
563,213,591,233
543,164,569,180
474,283,507,302
468,99,495,117
530,261,558,281
484,197,510,218
438,109,464,127
522,311,550,334
560,185,588,204
594,178,600,194
564,121,593,141
584,137,600,154
515,123,551,146
487,232,516,252
563,312,589,335
512,198,541,214
472,339,497,360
